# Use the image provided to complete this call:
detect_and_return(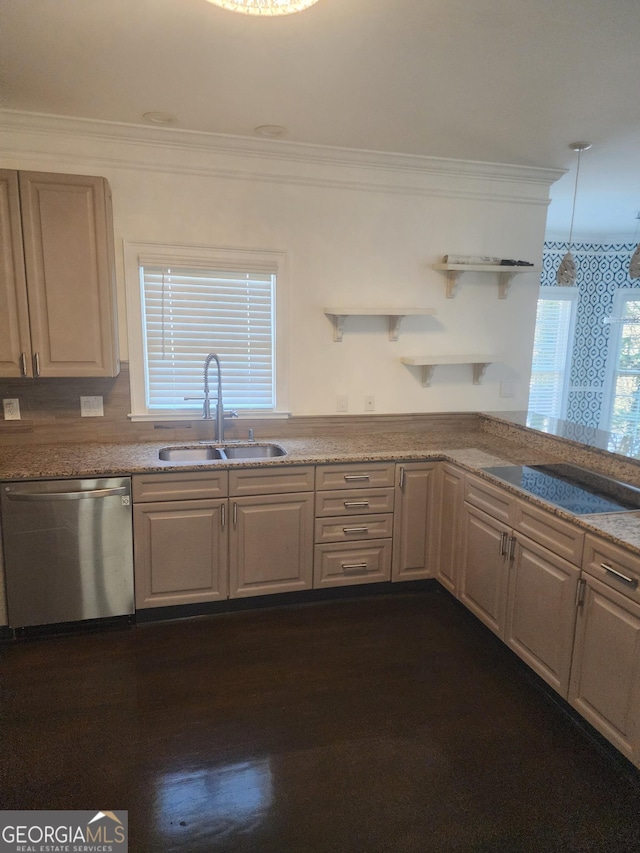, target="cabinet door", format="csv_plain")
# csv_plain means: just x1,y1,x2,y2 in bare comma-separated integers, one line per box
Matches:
229,492,314,598
459,503,510,638
437,463,465,595
569,574,640,766
133,499,228,608
506,535,580,697
18,172,119,377
392,462,438,581
0,170,32,377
